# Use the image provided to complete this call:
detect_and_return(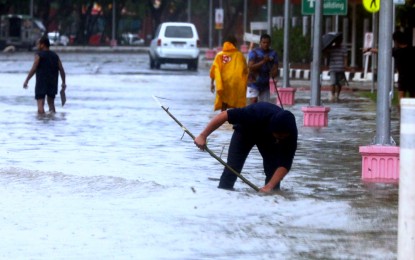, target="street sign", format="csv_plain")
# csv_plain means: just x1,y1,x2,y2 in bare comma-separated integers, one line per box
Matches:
363,0,380,13
215,8,223,30
302,0,348,15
